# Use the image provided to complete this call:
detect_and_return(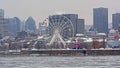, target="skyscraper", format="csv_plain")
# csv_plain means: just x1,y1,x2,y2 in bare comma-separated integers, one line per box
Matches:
25,16,36,32
77,19,85,34
0,9,9,37
20,20,25,31
112,13,120,30
7,17,21,36
0,9,4,38
0,9,4,18
93,7,108,34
